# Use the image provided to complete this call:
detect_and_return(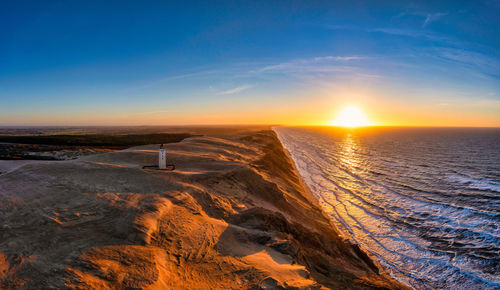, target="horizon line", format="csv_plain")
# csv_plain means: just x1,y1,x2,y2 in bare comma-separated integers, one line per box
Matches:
1,124,500,129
